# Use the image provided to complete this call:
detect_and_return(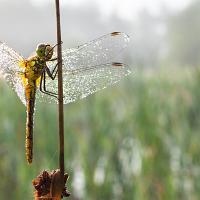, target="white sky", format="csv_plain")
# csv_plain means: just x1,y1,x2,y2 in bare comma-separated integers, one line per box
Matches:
30,0,191,20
